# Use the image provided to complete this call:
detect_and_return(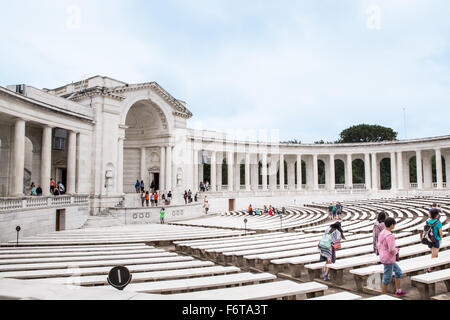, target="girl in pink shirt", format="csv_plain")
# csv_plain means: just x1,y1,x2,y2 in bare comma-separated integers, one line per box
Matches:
377,218,406,296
